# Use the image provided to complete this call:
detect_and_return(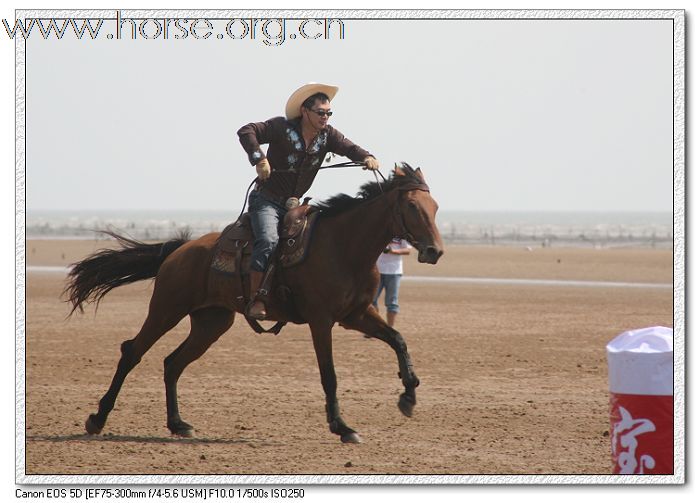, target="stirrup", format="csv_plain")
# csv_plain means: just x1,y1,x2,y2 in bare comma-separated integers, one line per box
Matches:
246,300,267,321
244,299,287,336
